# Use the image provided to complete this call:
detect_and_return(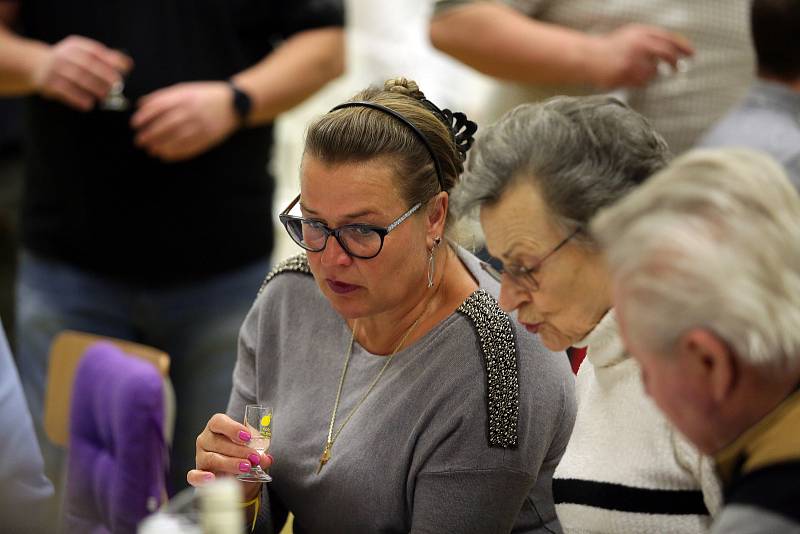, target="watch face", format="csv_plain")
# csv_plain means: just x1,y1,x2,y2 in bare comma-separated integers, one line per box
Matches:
231,83,252,120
